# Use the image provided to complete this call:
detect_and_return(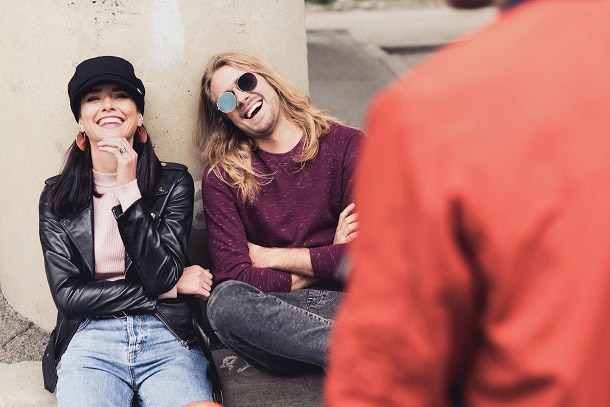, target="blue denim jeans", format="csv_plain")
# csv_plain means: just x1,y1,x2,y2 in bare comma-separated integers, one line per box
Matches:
56,314,212,406
207,280,342,373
